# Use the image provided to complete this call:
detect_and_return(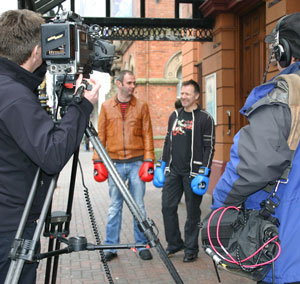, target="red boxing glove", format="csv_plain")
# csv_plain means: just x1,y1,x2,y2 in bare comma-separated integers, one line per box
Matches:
93,161,108,182
139,161,154,182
